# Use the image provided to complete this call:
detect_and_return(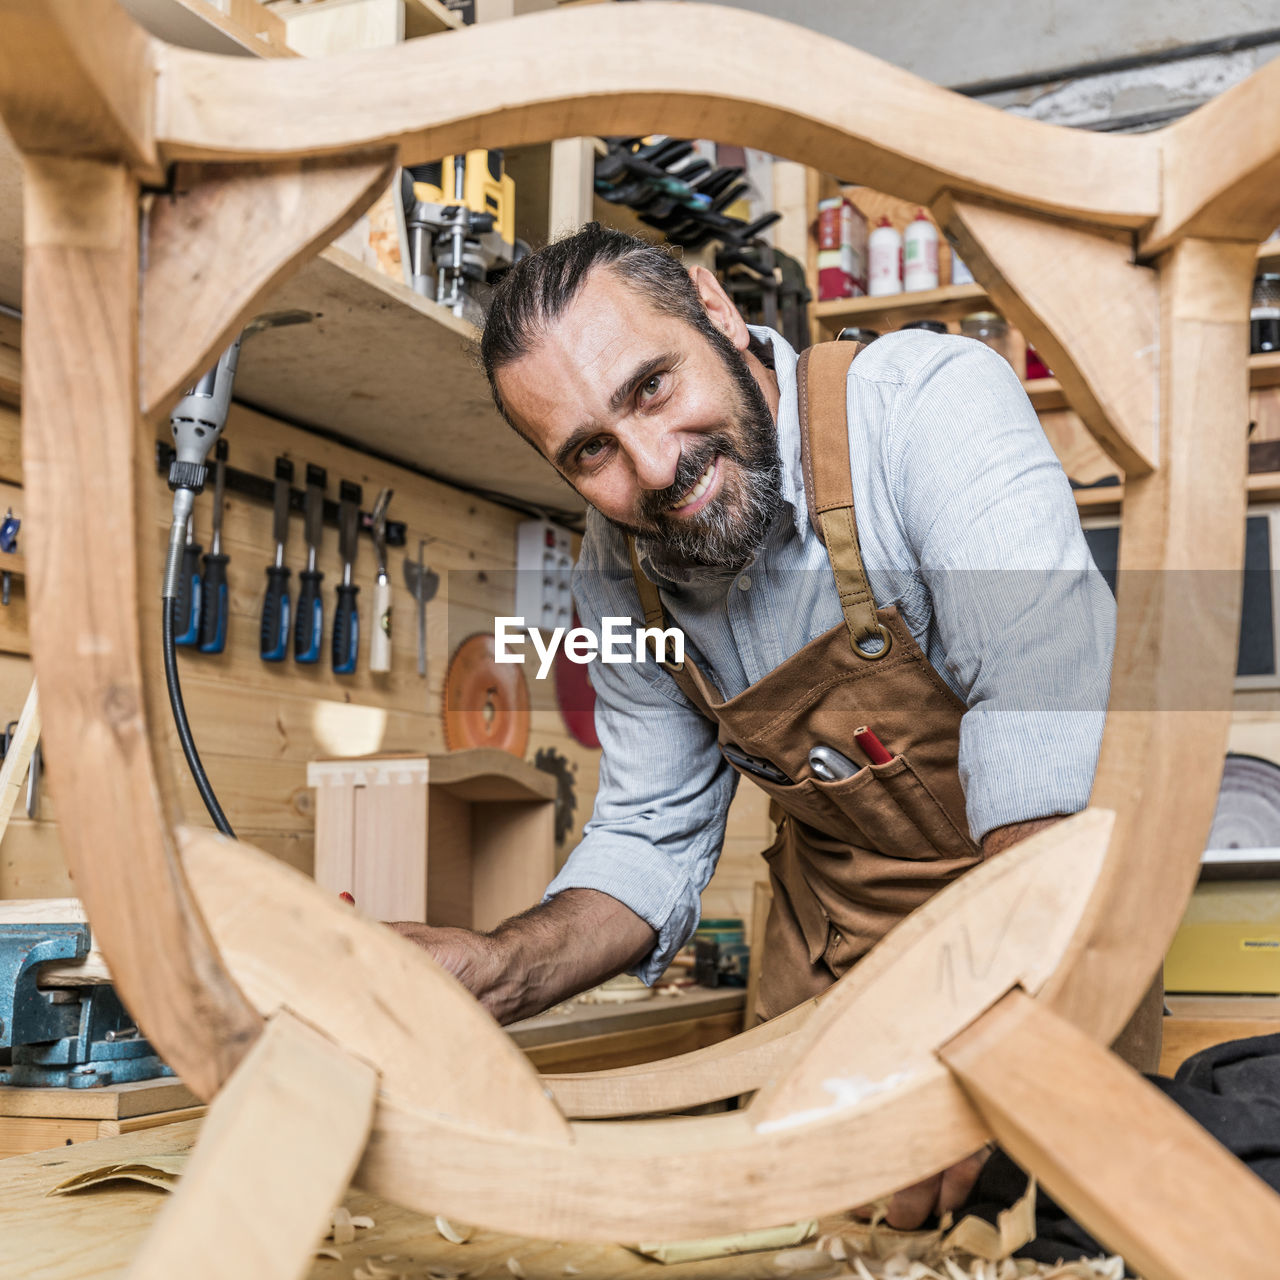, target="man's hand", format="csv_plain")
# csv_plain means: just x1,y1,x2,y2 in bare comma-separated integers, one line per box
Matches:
875,1147,992,1230
386,921,500,998
387,889,656,1025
